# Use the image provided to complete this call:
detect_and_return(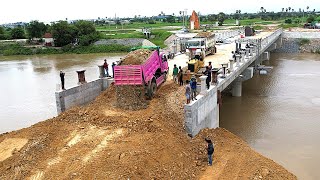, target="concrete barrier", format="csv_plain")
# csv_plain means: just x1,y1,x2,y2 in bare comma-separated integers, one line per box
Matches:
55,78,114,114
184,86,219,137
282,32,320,39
